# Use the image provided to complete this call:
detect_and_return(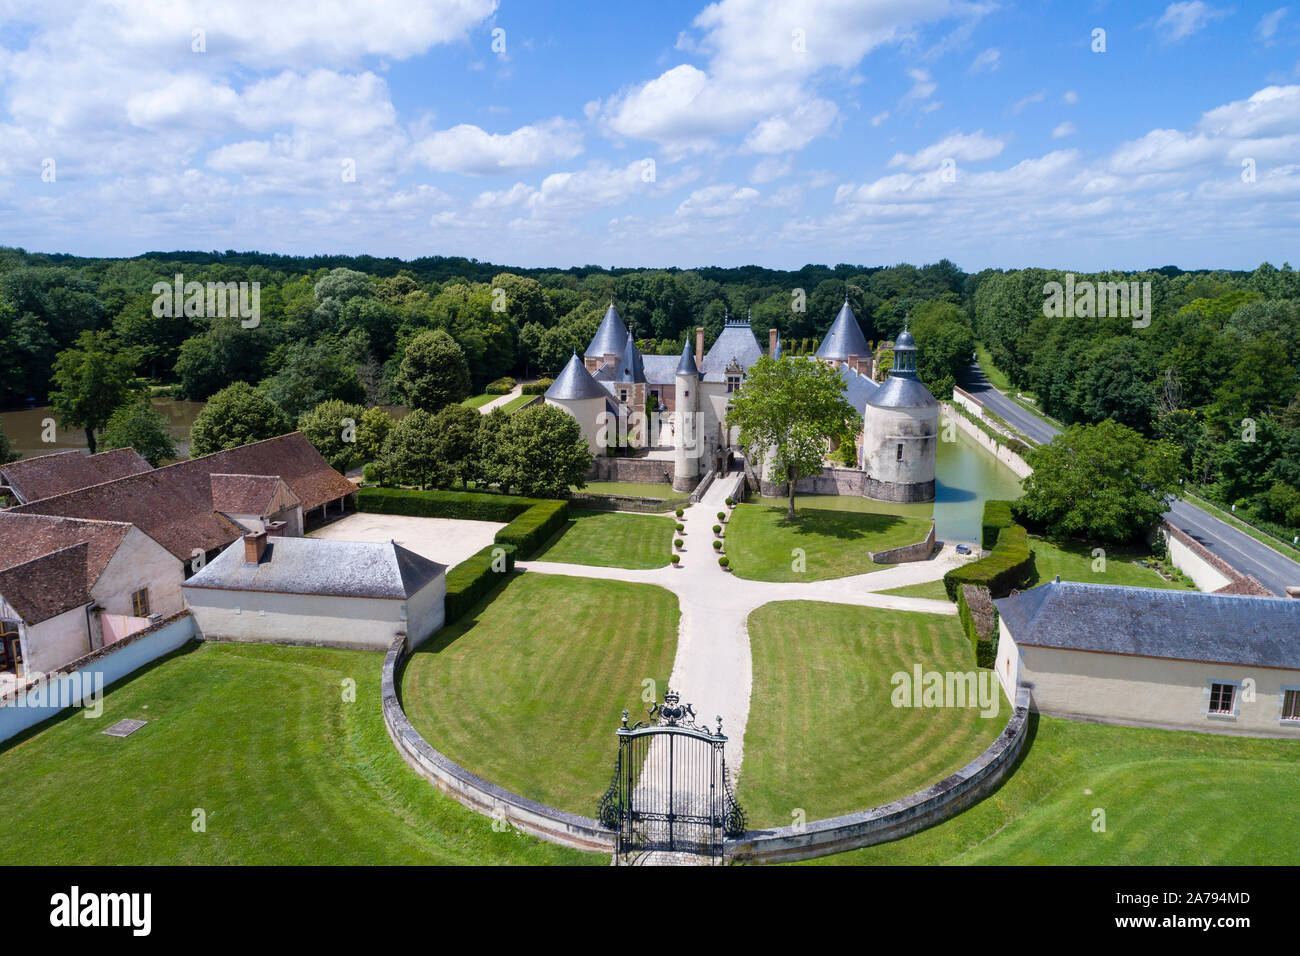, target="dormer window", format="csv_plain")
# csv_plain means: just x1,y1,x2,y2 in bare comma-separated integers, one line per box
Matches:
726,374,741,394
